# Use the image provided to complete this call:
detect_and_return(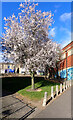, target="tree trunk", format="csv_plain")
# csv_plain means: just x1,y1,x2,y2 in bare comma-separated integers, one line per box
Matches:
56,67,58,79
45,64,49,79
31,72,35,90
